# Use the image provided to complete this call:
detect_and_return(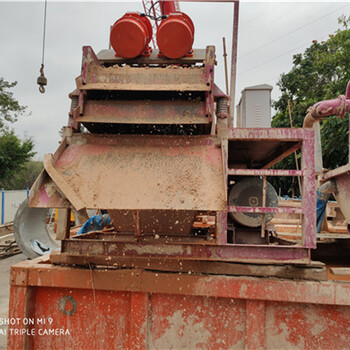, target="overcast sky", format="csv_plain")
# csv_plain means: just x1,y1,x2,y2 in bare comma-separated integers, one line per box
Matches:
1,0,349,159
